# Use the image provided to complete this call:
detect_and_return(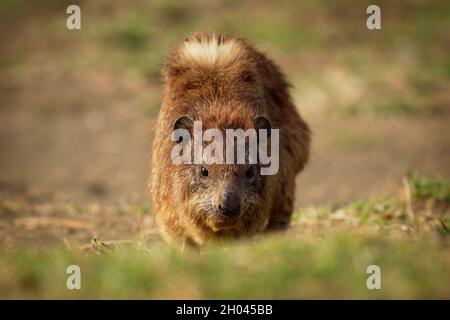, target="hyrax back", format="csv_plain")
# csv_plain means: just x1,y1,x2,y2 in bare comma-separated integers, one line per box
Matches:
149,31,310,246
